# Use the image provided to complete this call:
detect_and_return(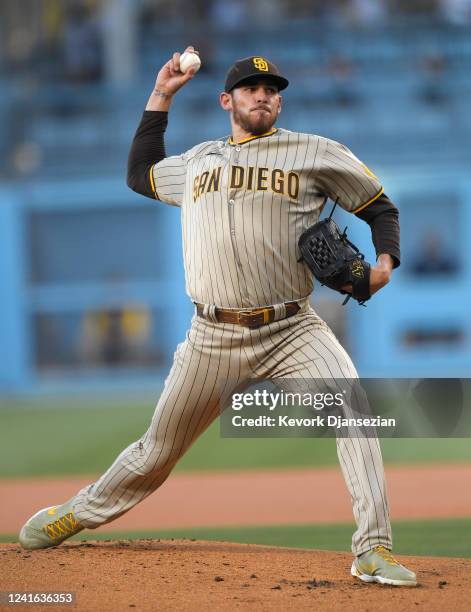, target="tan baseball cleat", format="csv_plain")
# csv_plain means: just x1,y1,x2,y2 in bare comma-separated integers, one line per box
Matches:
19,498,84,550
351,545,417,586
